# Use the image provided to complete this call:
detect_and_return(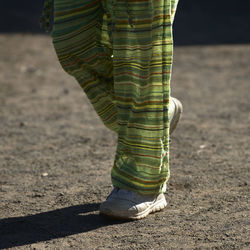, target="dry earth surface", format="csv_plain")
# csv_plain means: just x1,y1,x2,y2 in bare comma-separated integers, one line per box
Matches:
0,34,249,249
